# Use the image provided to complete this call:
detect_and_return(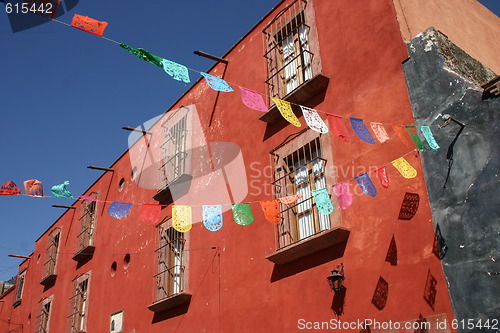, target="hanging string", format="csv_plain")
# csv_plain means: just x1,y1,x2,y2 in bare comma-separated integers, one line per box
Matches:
46,16,441,129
